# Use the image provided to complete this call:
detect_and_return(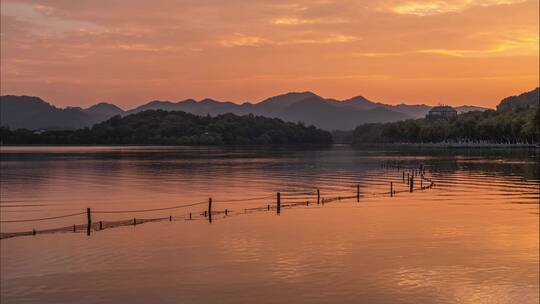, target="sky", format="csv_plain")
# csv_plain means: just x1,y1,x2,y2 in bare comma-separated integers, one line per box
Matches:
1,0,538,109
